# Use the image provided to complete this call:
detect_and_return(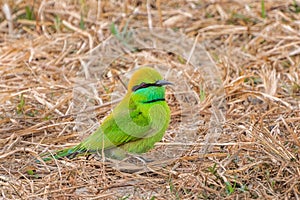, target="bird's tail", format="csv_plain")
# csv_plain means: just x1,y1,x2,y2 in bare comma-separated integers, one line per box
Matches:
39,144,88,162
